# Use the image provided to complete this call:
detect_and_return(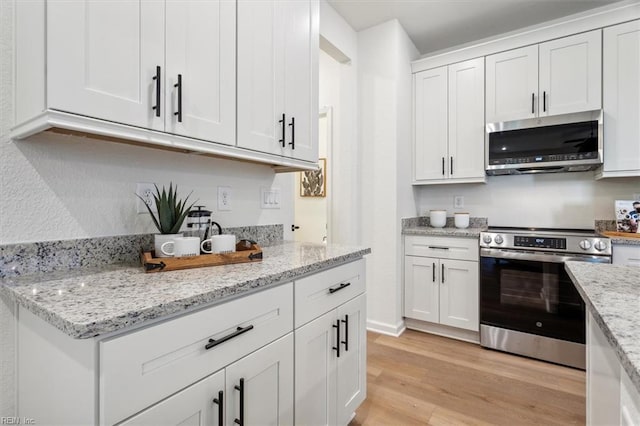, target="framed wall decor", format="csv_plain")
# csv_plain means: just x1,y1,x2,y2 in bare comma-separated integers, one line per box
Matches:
300,158,326,197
